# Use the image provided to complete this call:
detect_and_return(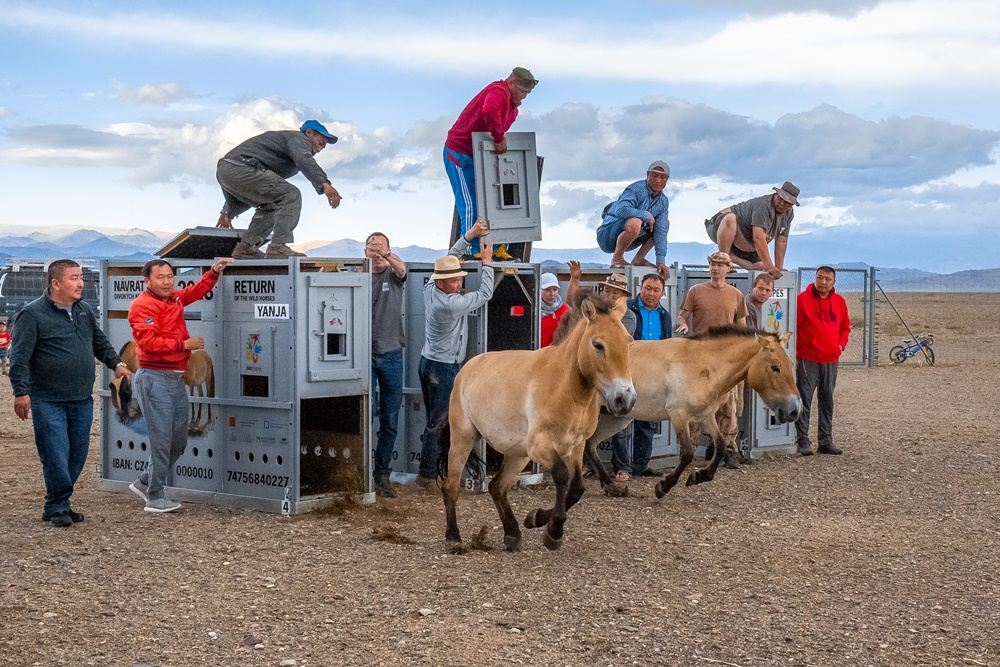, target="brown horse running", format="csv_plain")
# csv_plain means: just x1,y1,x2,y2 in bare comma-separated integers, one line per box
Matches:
441,297,636,552
582,327,801,496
